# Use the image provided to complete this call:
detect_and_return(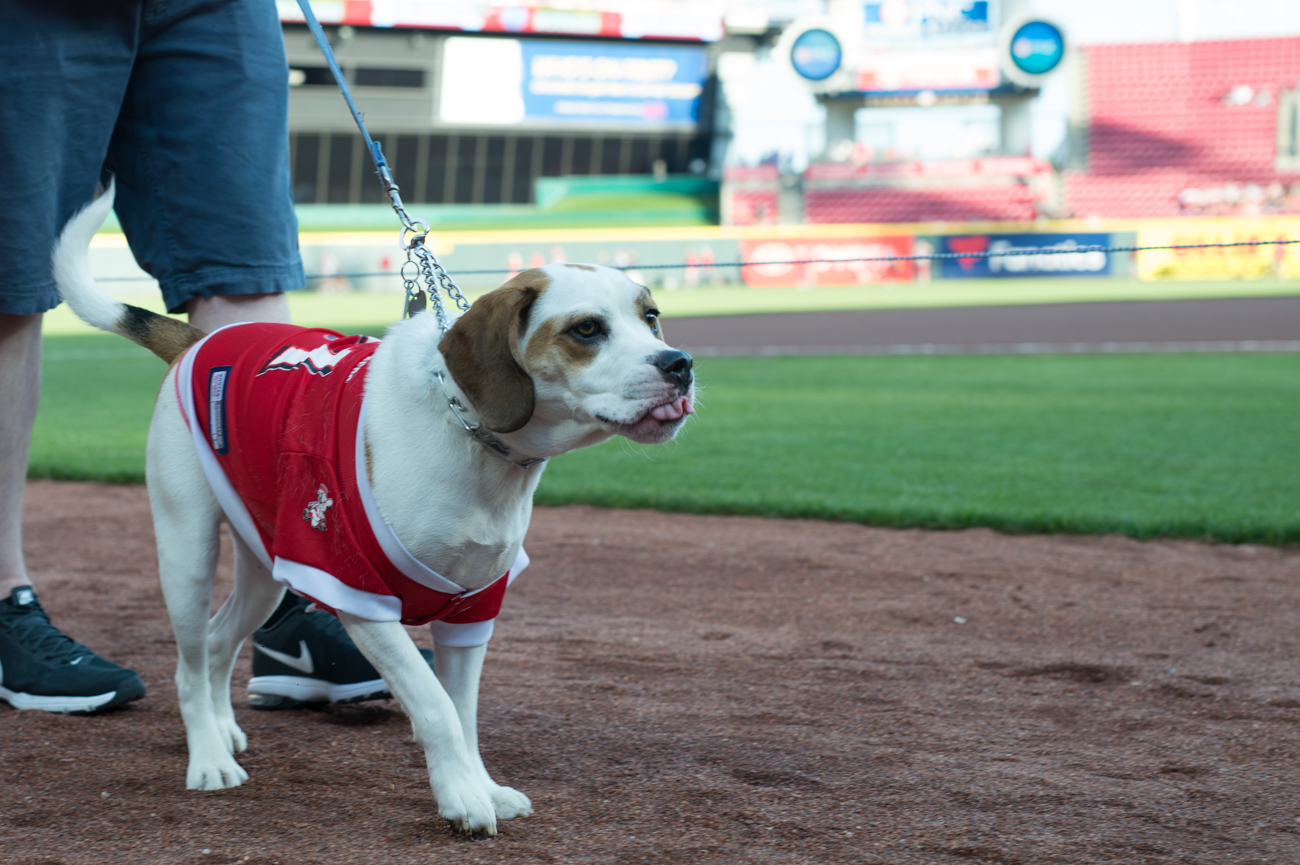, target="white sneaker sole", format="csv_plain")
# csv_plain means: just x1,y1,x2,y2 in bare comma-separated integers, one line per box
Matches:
0,684,119,713
247,675,389,705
